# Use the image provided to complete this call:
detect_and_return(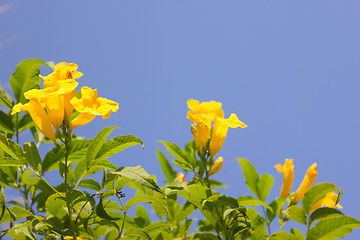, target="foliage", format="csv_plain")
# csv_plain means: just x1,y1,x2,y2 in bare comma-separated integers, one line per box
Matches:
0,59,358,239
